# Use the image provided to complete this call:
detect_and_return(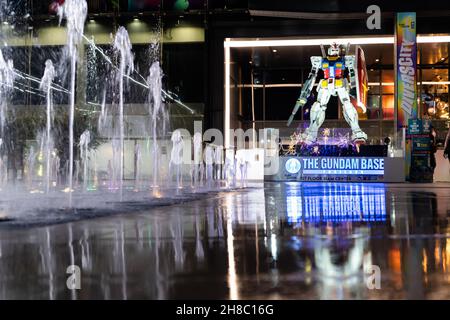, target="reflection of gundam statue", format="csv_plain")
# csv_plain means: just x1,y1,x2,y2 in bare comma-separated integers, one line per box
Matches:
287,43,369,144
